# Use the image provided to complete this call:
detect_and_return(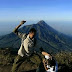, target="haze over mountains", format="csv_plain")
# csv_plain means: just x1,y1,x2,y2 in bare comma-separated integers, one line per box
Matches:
0,21,72,36
0,20,72,53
